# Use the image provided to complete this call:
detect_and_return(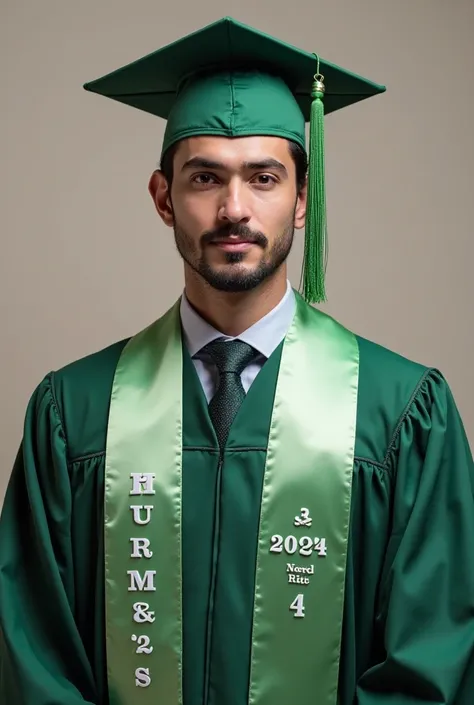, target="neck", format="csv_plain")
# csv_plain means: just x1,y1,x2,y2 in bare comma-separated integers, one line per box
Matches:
183,267,288,336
